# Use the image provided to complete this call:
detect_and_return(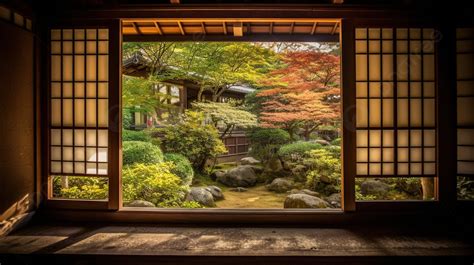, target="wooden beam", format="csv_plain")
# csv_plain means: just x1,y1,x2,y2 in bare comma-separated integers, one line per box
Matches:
331,22,338,35
222,22,227,35
311,22,318,35
290,22,295,34
122,18,341,24
123,33,340,42
270,22,273,35
177,21,185,35
170,0,180,4
233,22,243,37
132,22,141,35
153,22,163,35
201,22,206,34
